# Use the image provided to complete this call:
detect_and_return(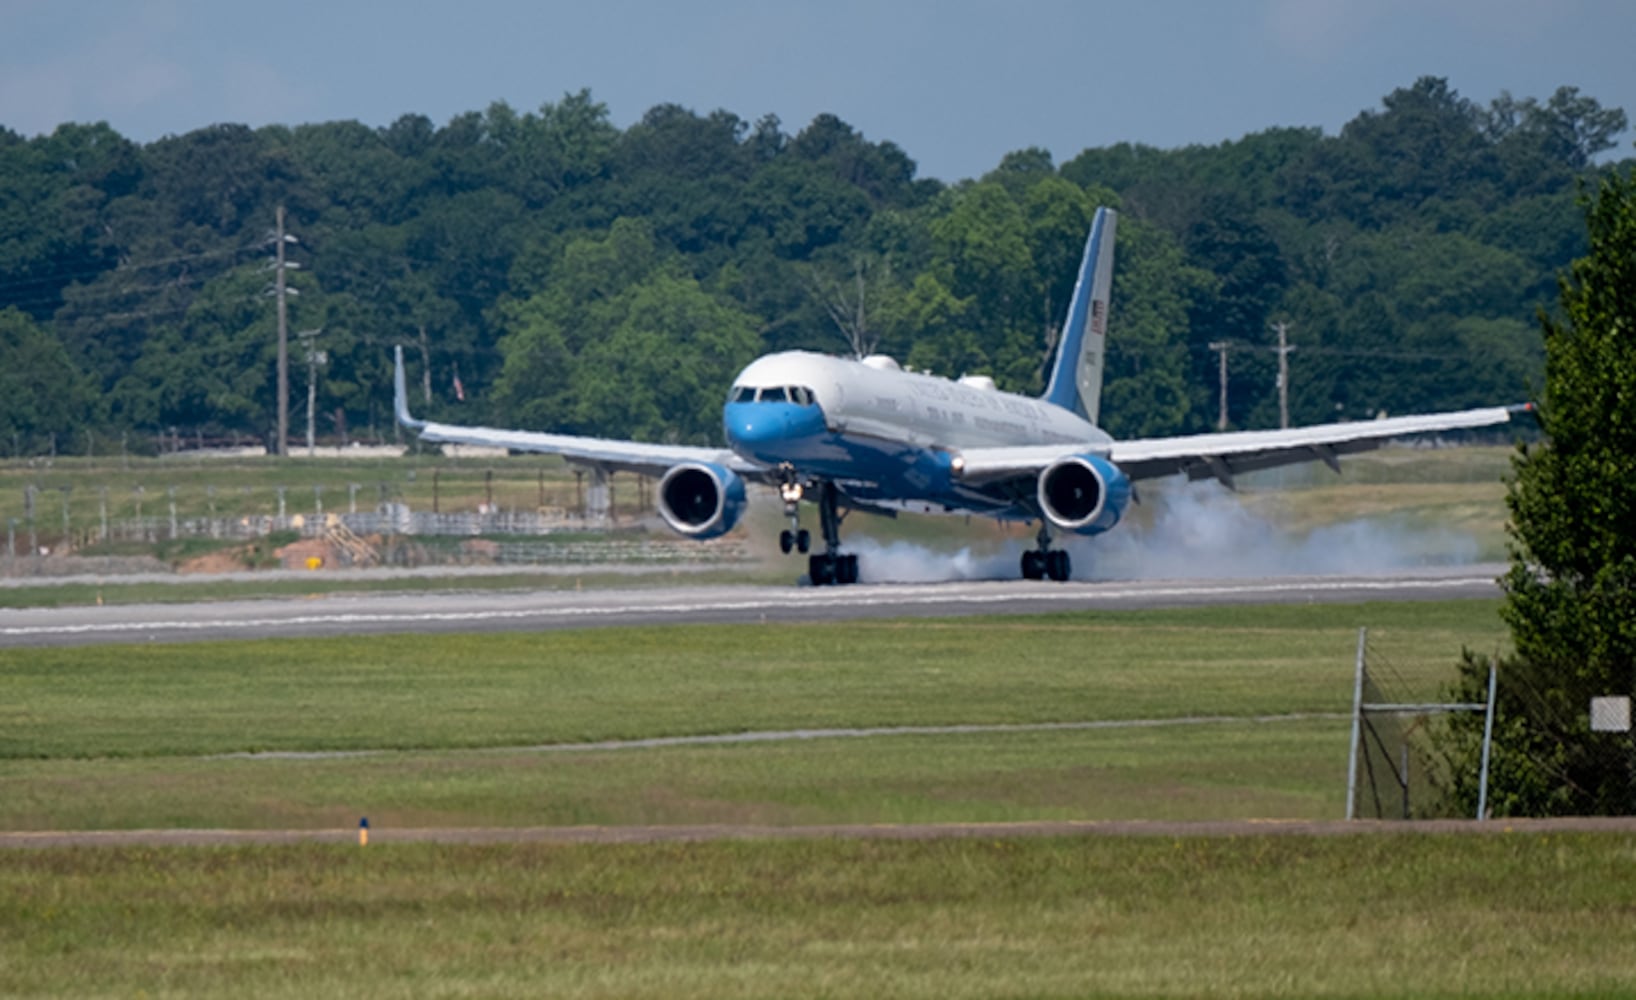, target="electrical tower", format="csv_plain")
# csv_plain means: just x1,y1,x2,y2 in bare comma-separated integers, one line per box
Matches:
1272,321,1295,429
269,206,302,456
1207,341,1231,431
